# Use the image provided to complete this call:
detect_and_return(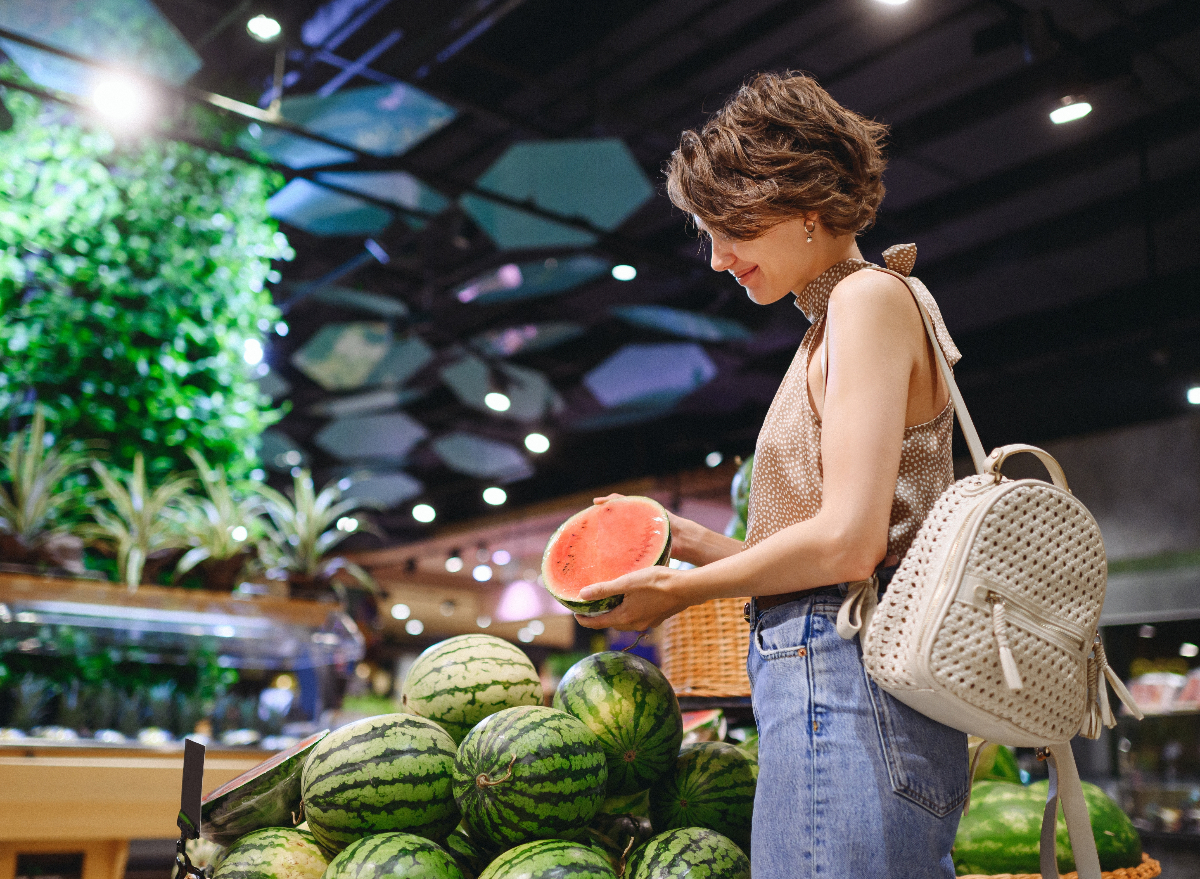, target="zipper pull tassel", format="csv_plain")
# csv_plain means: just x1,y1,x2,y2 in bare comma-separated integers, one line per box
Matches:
991,597,1024,691
1096,635,1144,721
